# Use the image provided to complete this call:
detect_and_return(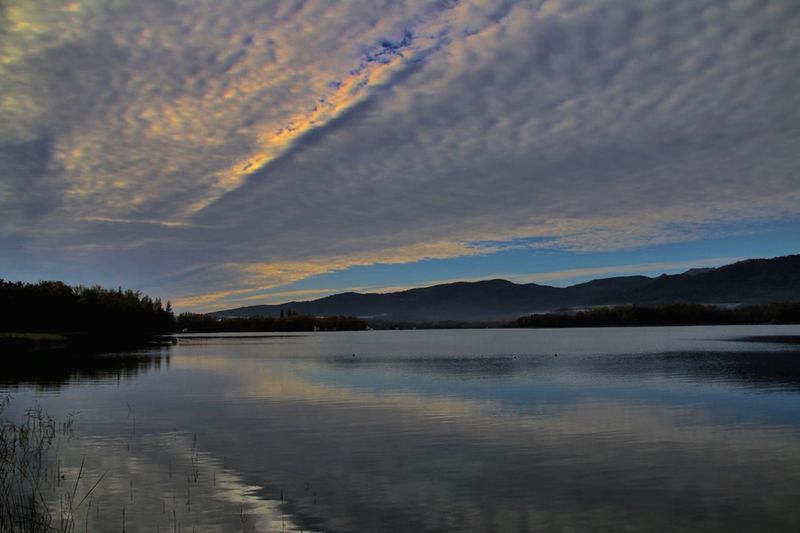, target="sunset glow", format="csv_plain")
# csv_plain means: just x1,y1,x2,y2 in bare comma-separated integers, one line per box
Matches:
1,0,798,311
